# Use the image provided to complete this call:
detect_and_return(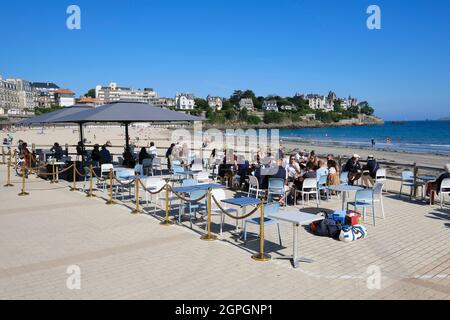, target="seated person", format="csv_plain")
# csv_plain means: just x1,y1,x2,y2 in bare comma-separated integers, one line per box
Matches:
50,142,64,161
122,147,136,168
267,159,290,205
100,145,112,164
343,154,362,185
287,155,302,181
316,159,329,181
138,147,150,165
327,159,340,187
362,155,380,187
426,164,450,204
91,144,101,165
